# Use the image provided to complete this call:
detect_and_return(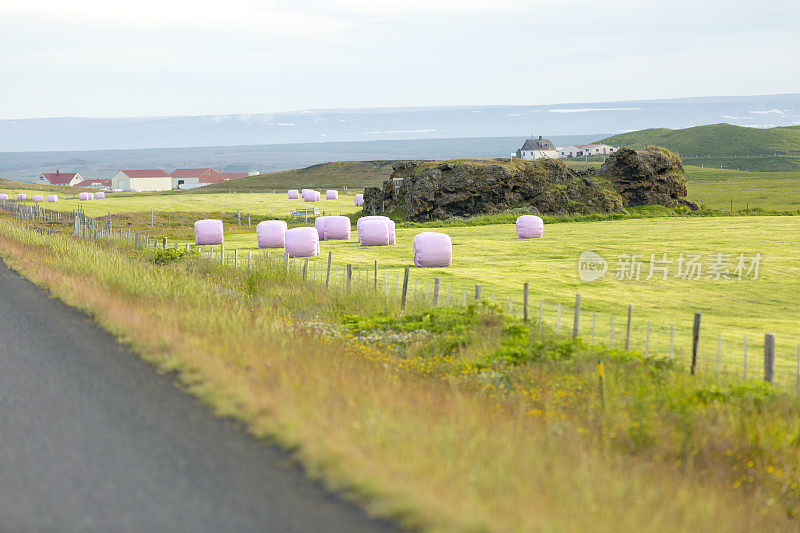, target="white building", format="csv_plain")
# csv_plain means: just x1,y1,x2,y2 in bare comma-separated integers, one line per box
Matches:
111,169,172,191
515,136,559,160
560,144,618,158
32,171,83,187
